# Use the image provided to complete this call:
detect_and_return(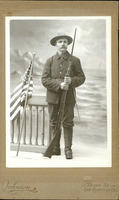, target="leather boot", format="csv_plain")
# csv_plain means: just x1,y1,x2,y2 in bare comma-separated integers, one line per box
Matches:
64,127,73,159
49,126,61,155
